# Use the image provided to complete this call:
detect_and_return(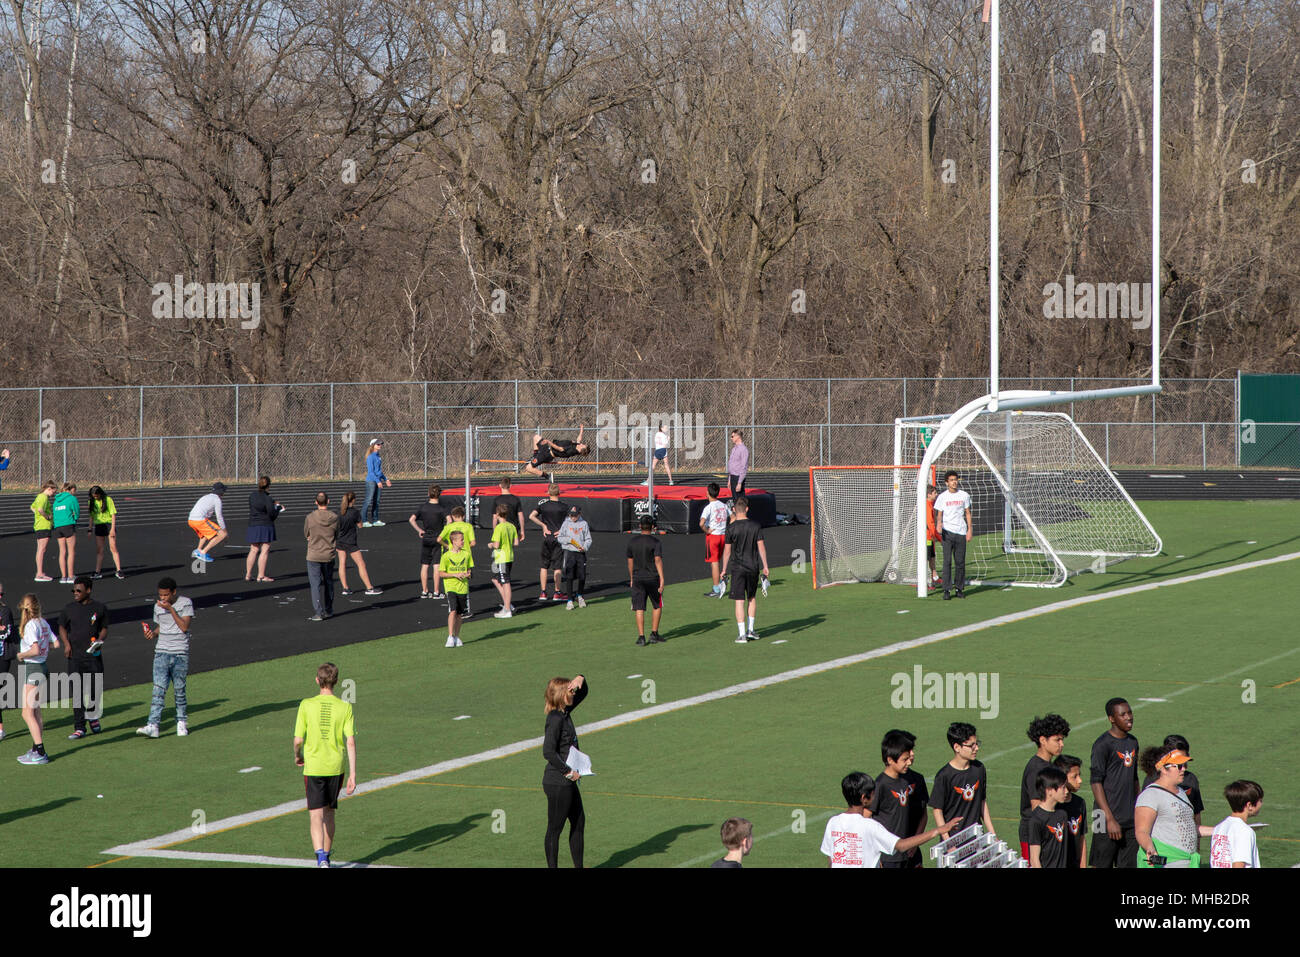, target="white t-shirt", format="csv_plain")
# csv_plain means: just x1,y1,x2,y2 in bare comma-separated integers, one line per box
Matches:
1210,816,1259,868
934,489,972,535
654,429,670,450
701,500,730,535
188,493,226,528
820,813,900,868
21,617,55,664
